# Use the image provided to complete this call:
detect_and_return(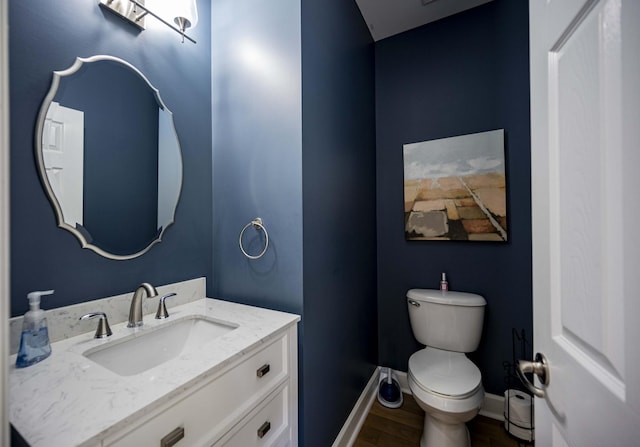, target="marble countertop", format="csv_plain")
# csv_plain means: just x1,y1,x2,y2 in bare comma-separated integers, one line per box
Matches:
9,298,300,447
